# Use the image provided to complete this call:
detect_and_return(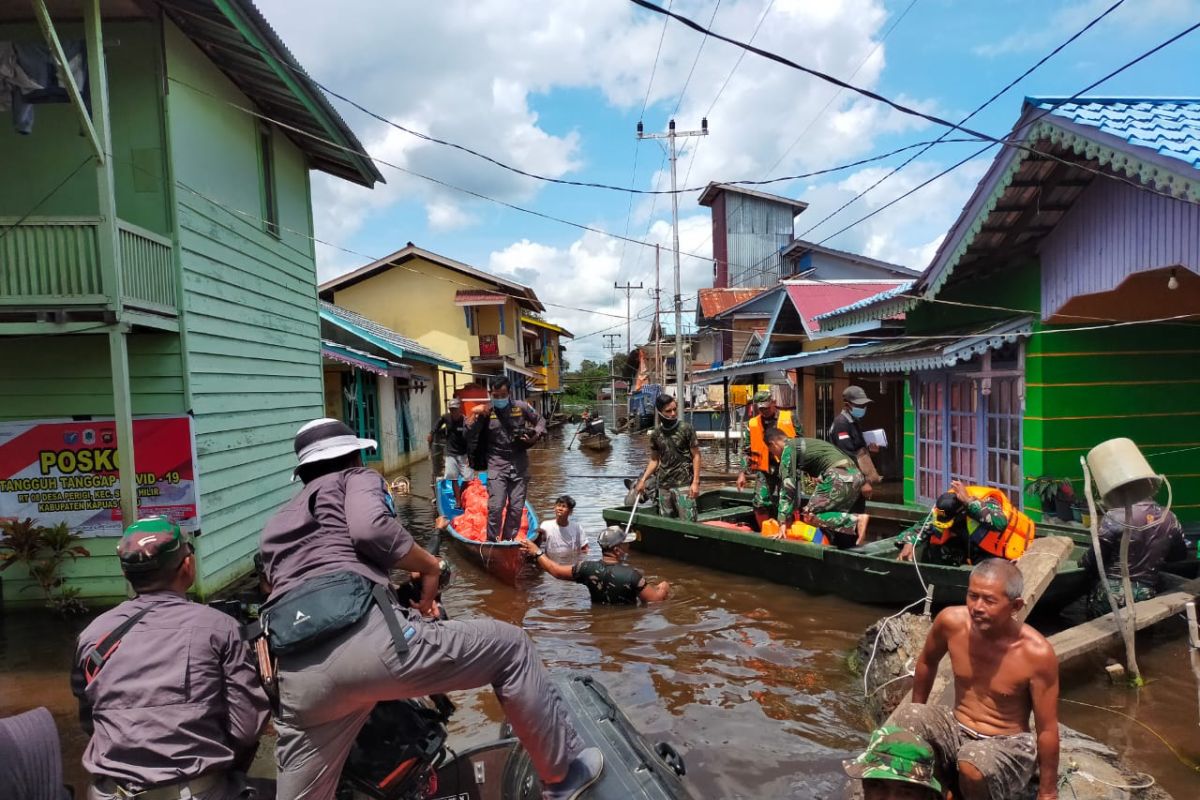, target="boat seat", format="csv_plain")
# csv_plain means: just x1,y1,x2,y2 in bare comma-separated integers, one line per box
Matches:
696,506,752,523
